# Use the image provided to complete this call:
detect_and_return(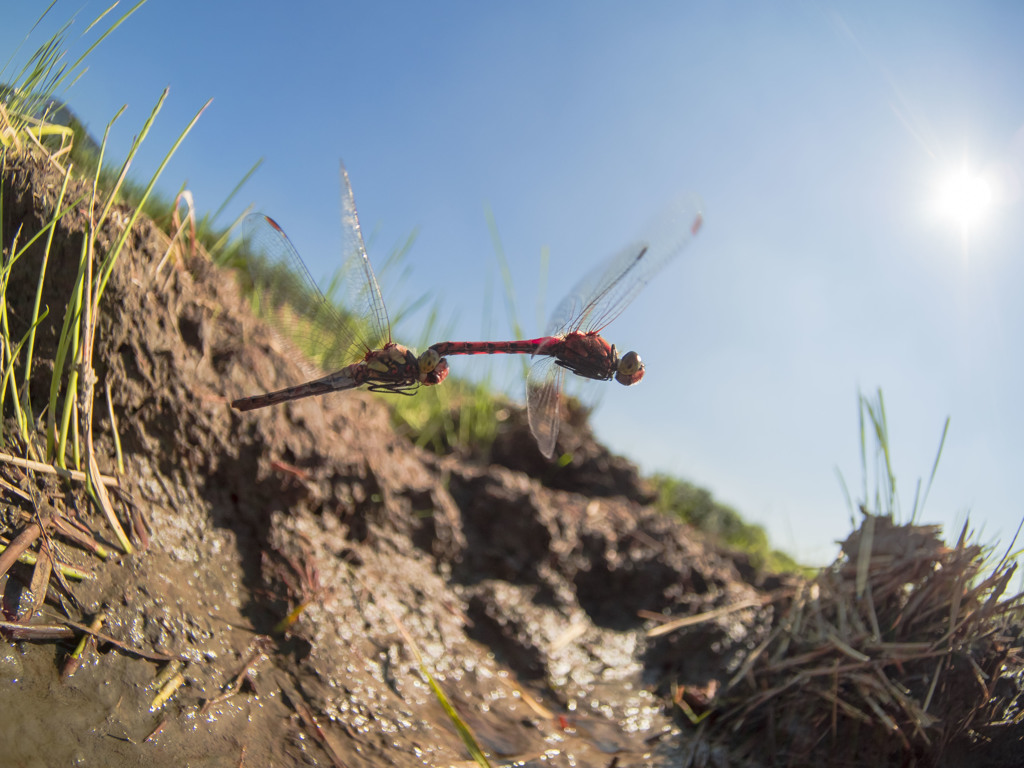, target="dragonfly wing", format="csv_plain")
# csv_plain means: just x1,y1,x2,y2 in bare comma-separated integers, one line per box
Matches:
337,161,392,351
543,241,644,336
242,213,359,377
527,356,564,459
547,193,703,335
